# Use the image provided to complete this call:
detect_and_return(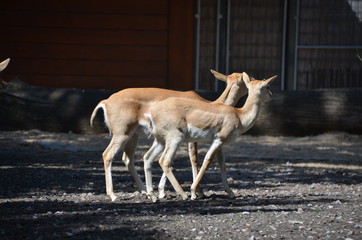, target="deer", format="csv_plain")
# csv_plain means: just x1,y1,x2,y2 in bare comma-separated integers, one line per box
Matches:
90,70,248,201
144,72,276,200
